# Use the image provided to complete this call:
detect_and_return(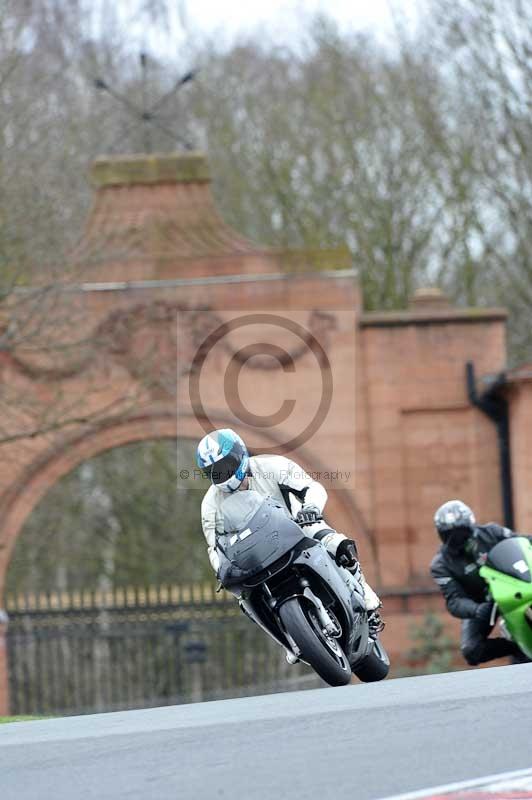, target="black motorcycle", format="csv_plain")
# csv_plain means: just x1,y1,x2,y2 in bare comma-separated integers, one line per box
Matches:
217,491,390,686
